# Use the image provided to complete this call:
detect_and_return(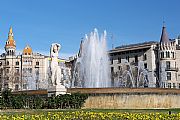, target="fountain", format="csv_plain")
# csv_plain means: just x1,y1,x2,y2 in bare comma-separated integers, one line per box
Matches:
113,60,149,88
72,29,111,88
67,28,180,109
12,28,180,109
